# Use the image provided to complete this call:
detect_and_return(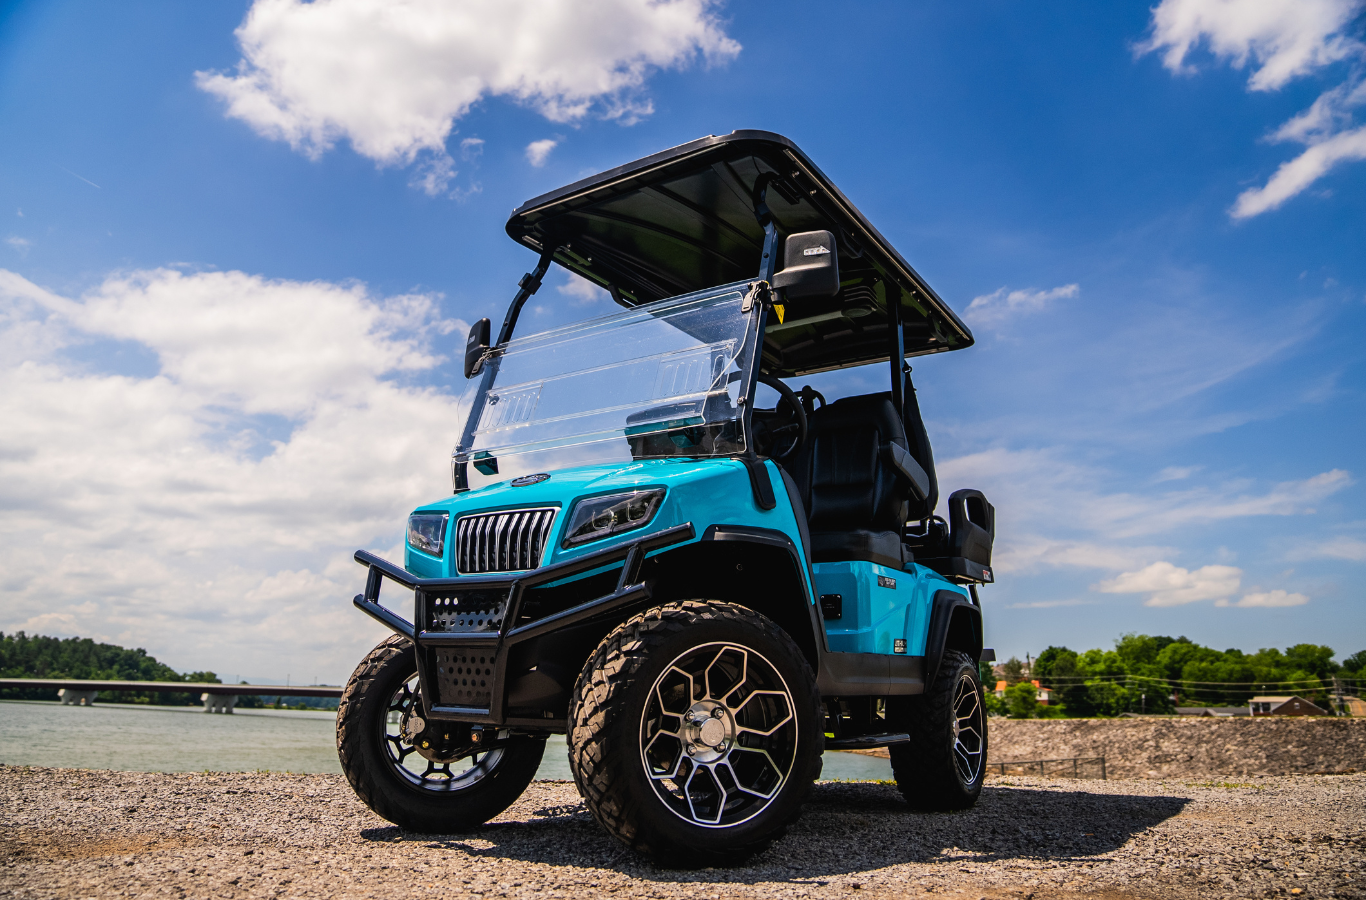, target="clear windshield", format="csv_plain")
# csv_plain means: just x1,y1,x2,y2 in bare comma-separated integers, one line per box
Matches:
454,281,759,489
